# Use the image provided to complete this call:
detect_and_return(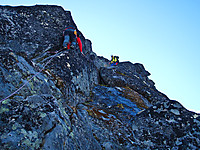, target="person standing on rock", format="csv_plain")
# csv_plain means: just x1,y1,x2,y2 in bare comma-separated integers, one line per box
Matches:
110,55,119,66
115,56,119,65
110,55,114,66
63,25,83,54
